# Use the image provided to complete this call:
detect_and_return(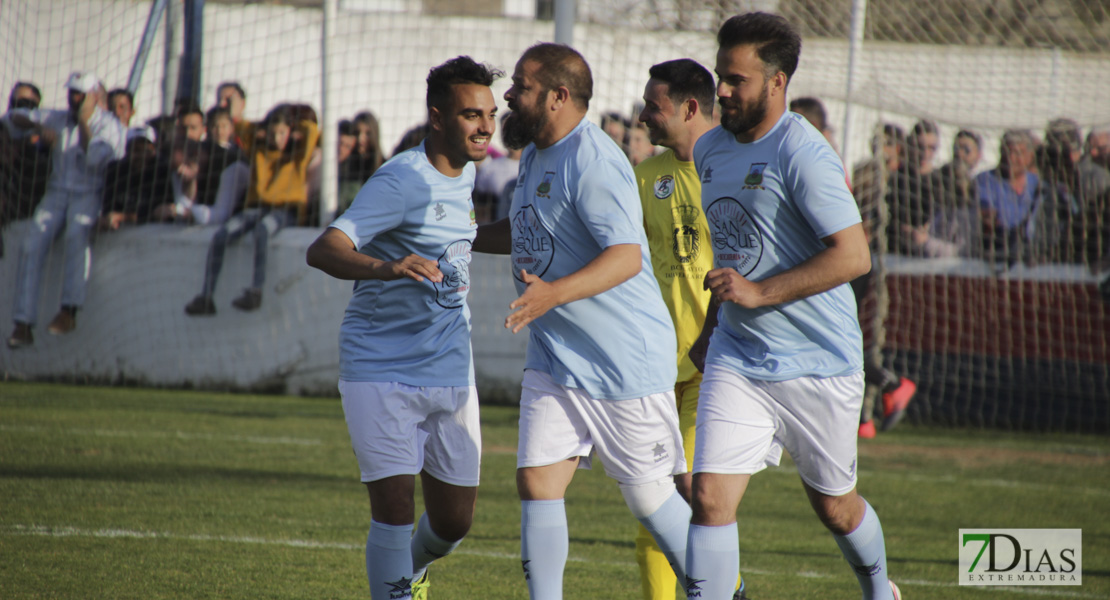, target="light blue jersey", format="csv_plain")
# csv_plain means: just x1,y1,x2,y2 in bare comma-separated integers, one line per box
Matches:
508,117,677,400
695,112,863,381
330,141,477,386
